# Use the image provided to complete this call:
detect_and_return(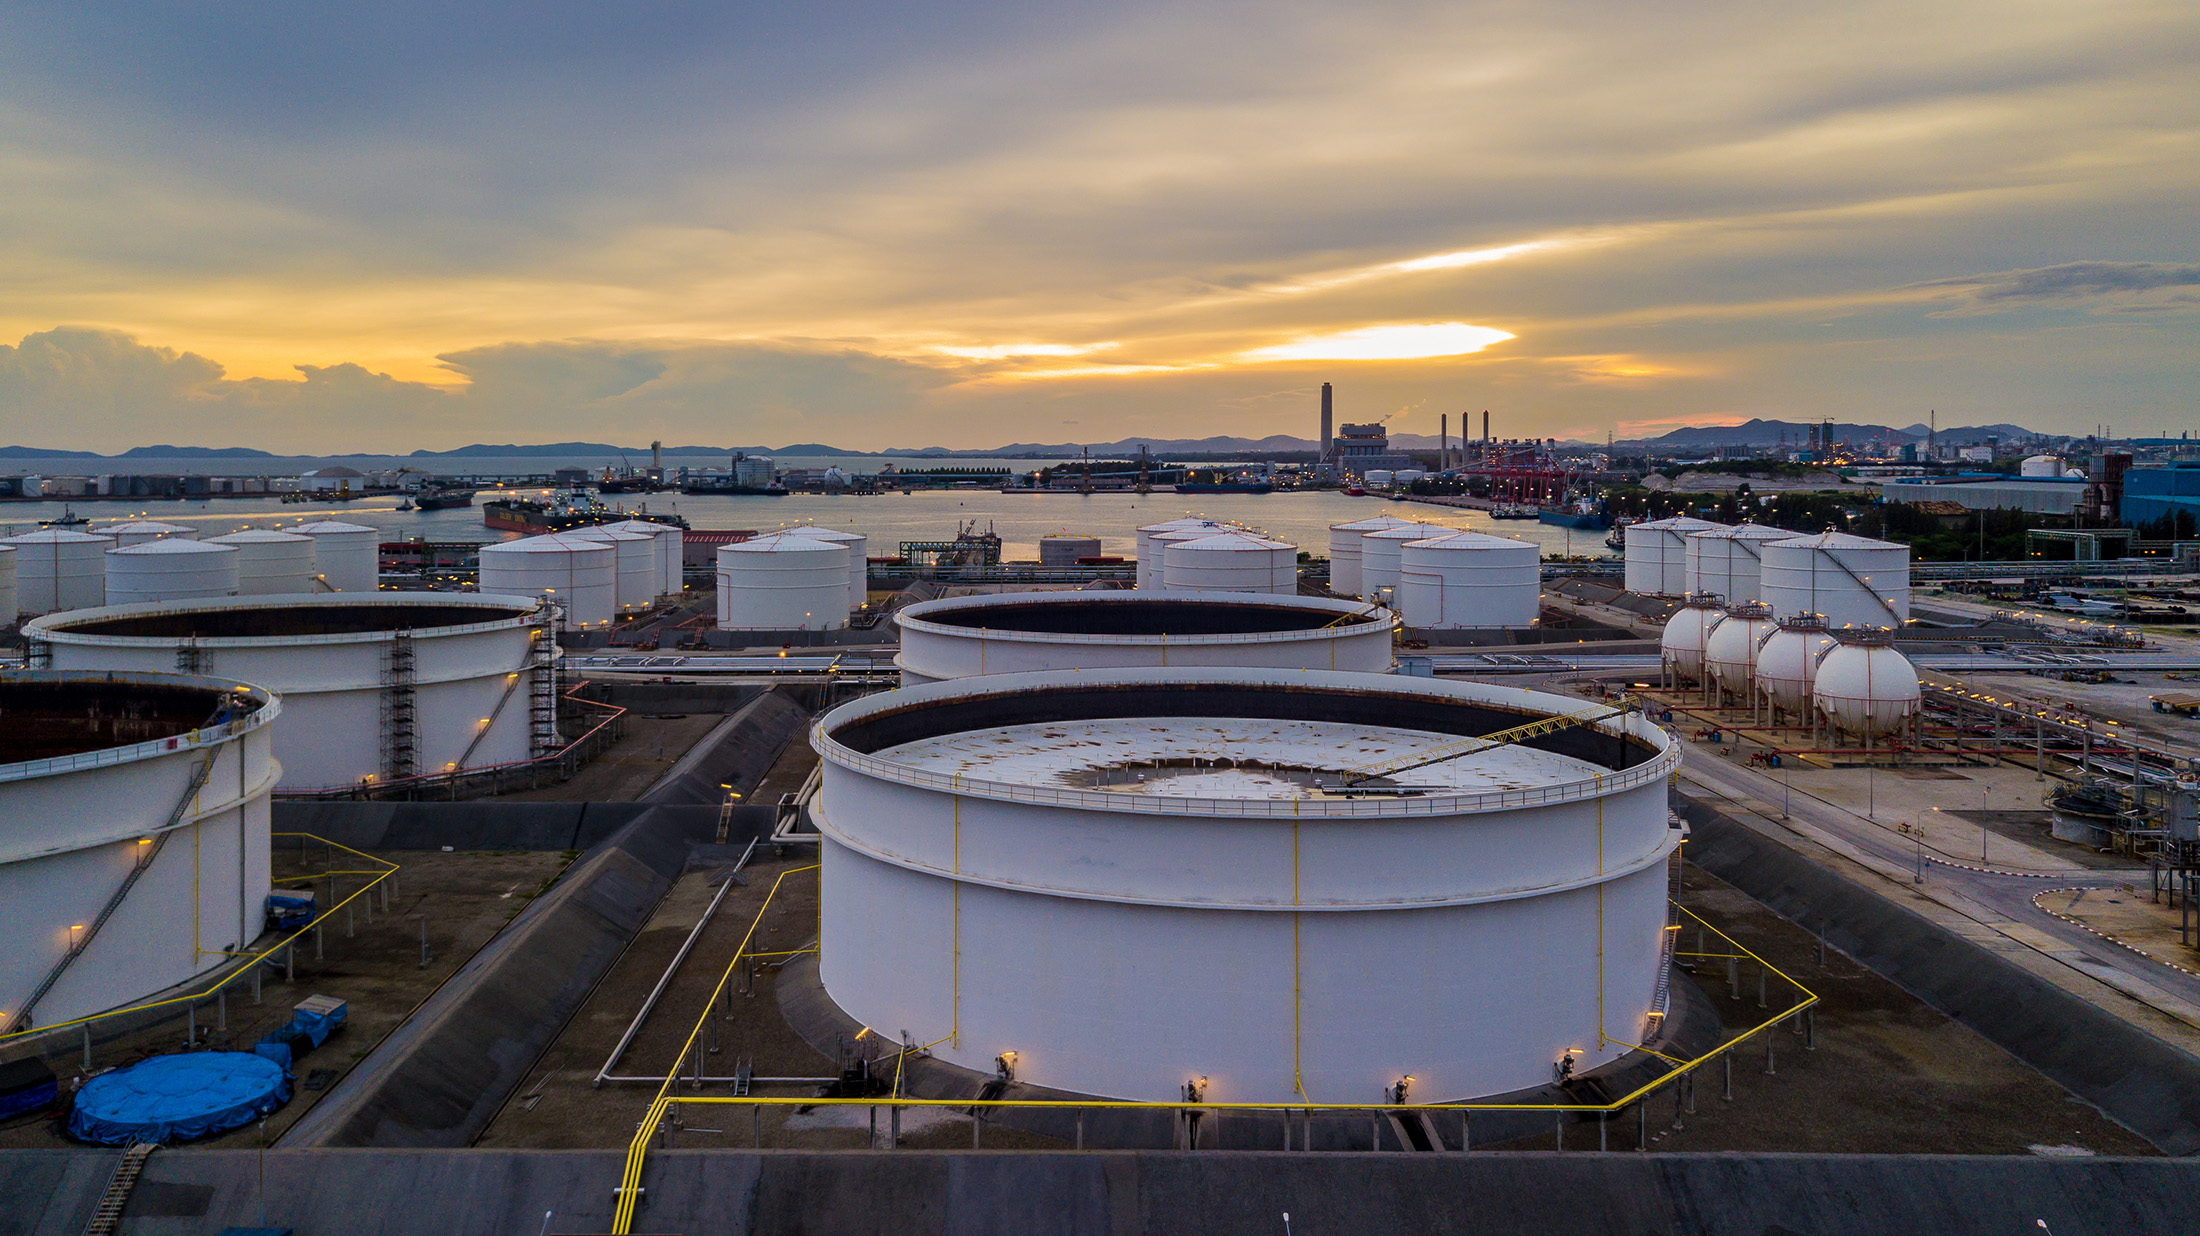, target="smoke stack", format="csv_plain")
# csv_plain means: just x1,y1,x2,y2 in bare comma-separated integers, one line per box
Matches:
1320,383,1333,460
1483,409,1490,443
1440,414,1448,469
